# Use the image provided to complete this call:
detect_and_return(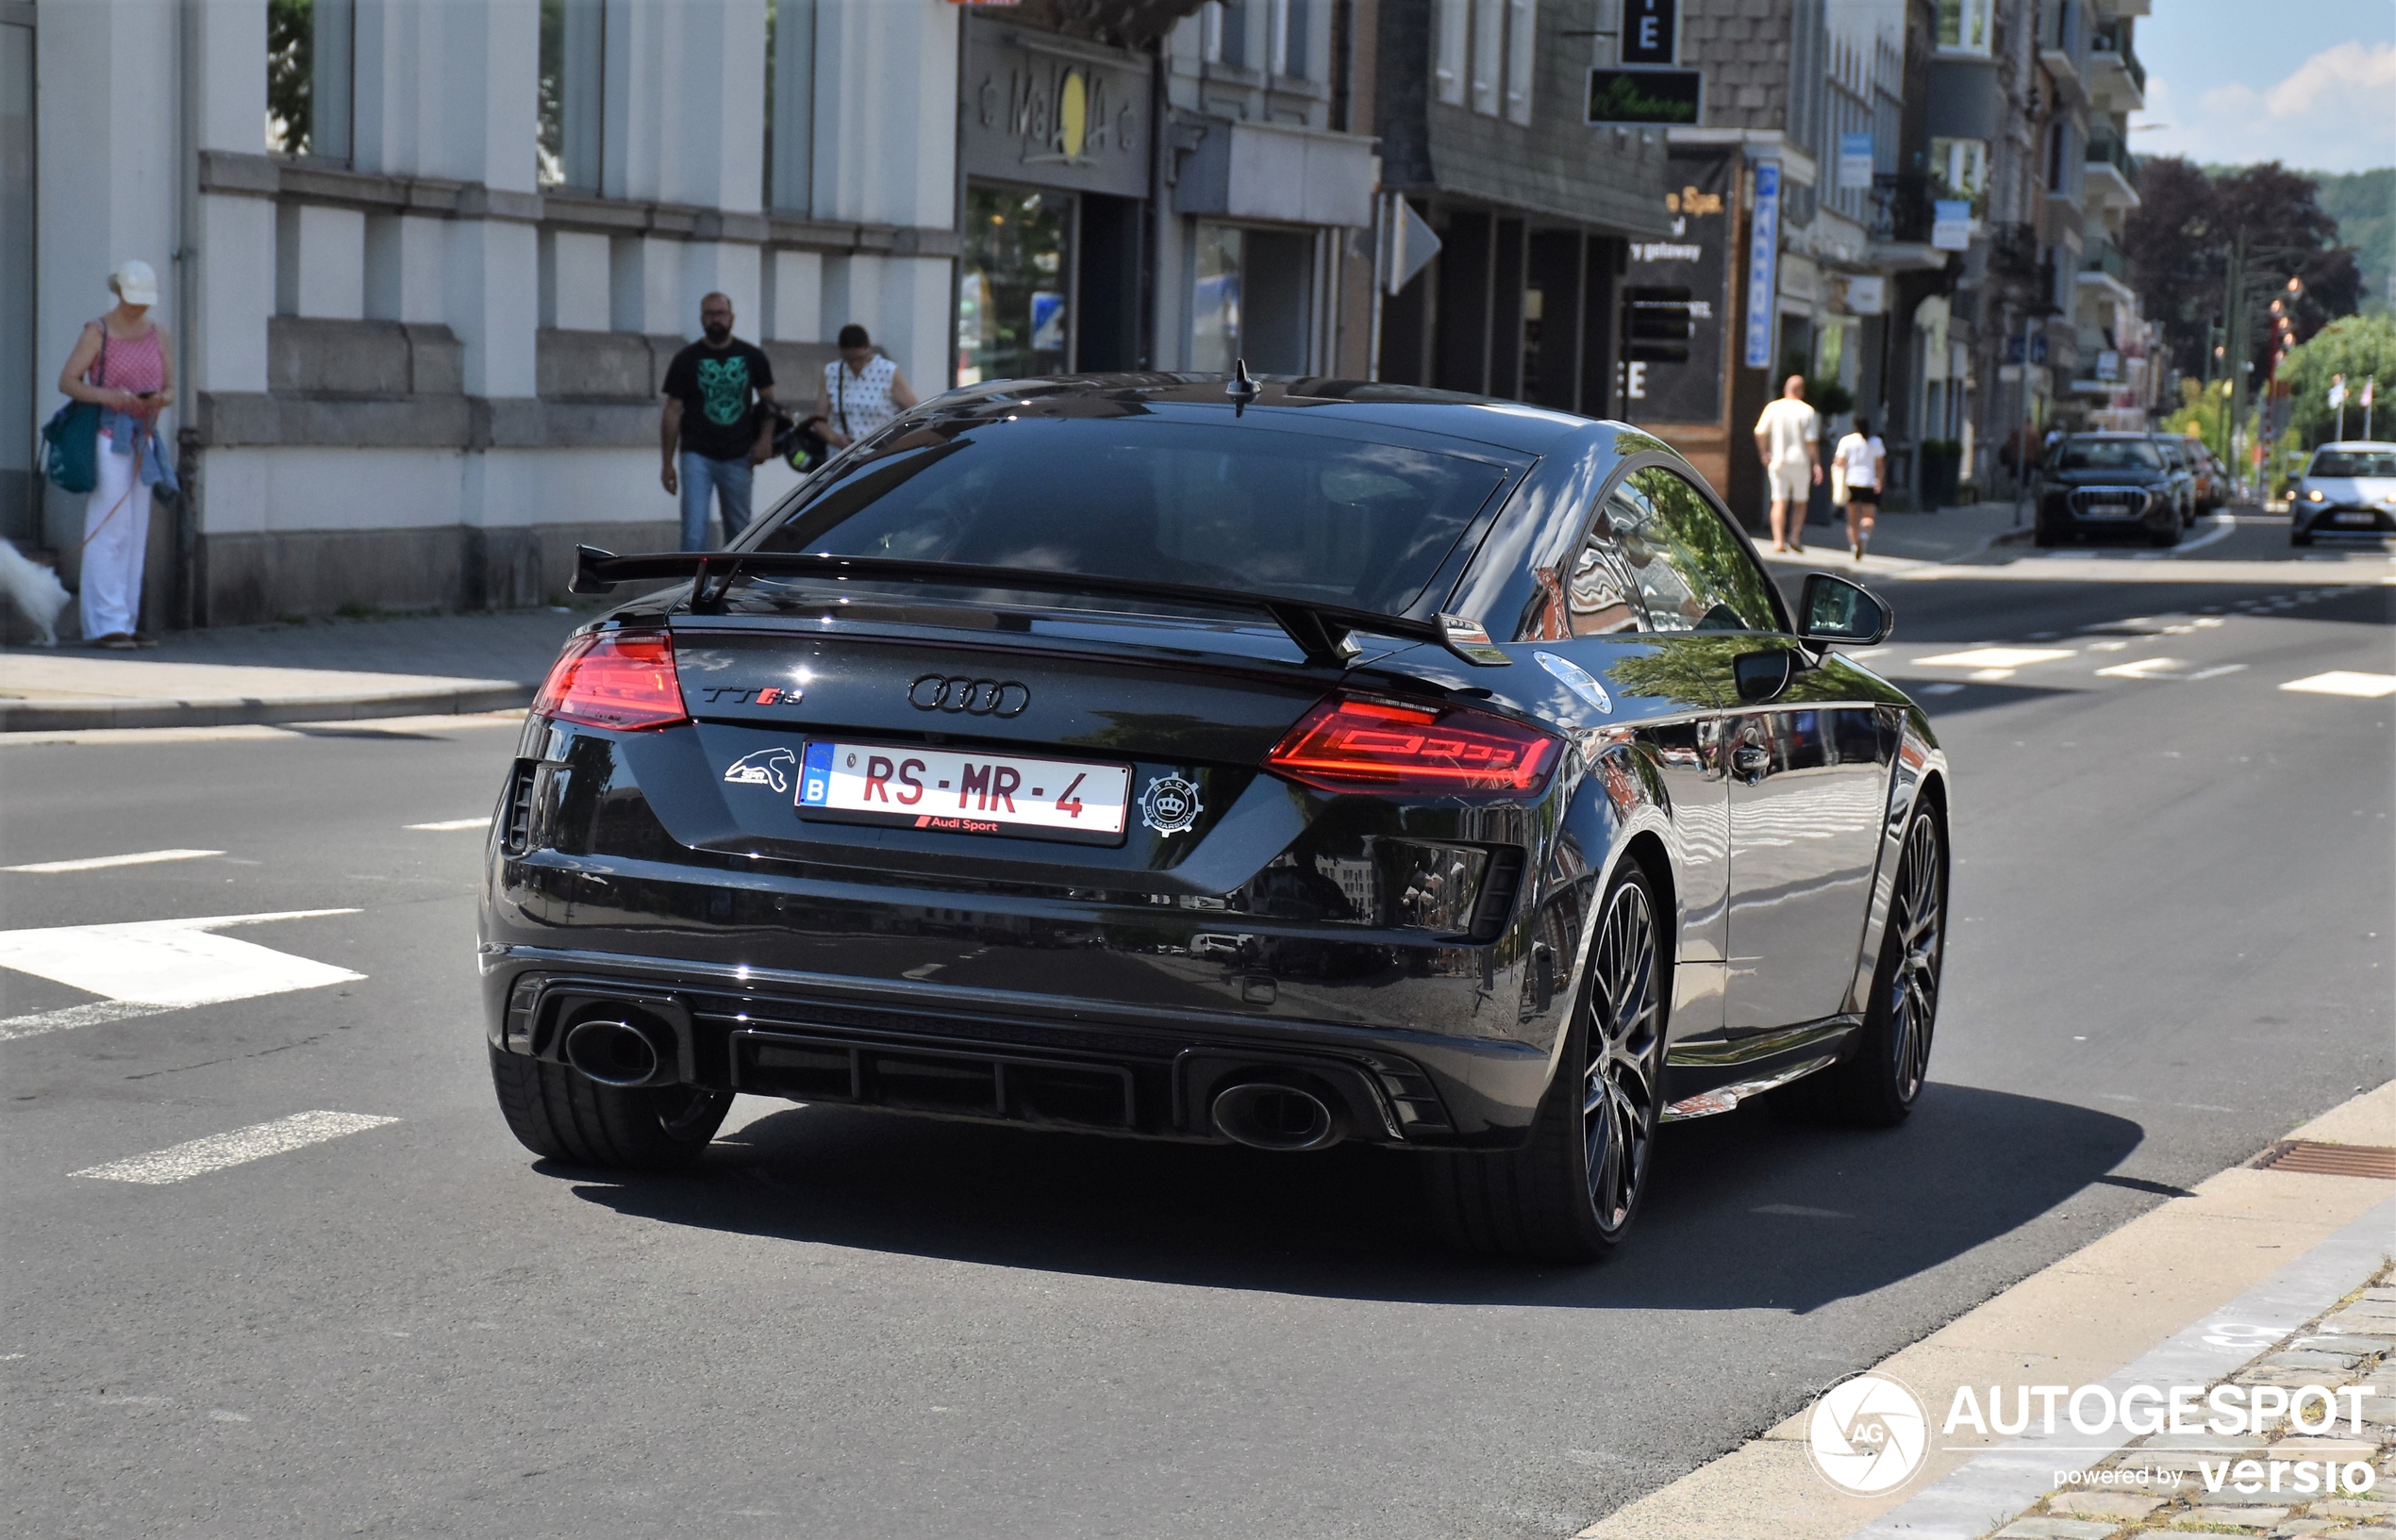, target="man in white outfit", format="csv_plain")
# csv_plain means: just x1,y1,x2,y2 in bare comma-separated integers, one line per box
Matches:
1752,374,1822,554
